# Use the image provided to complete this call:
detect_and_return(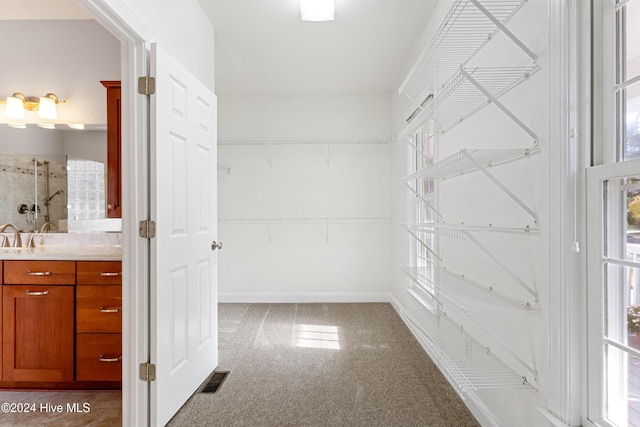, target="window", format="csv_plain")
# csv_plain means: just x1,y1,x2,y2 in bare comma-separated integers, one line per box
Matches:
588,1,640,425
402,118,439,310
618,1,640,161
412,119,437,270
